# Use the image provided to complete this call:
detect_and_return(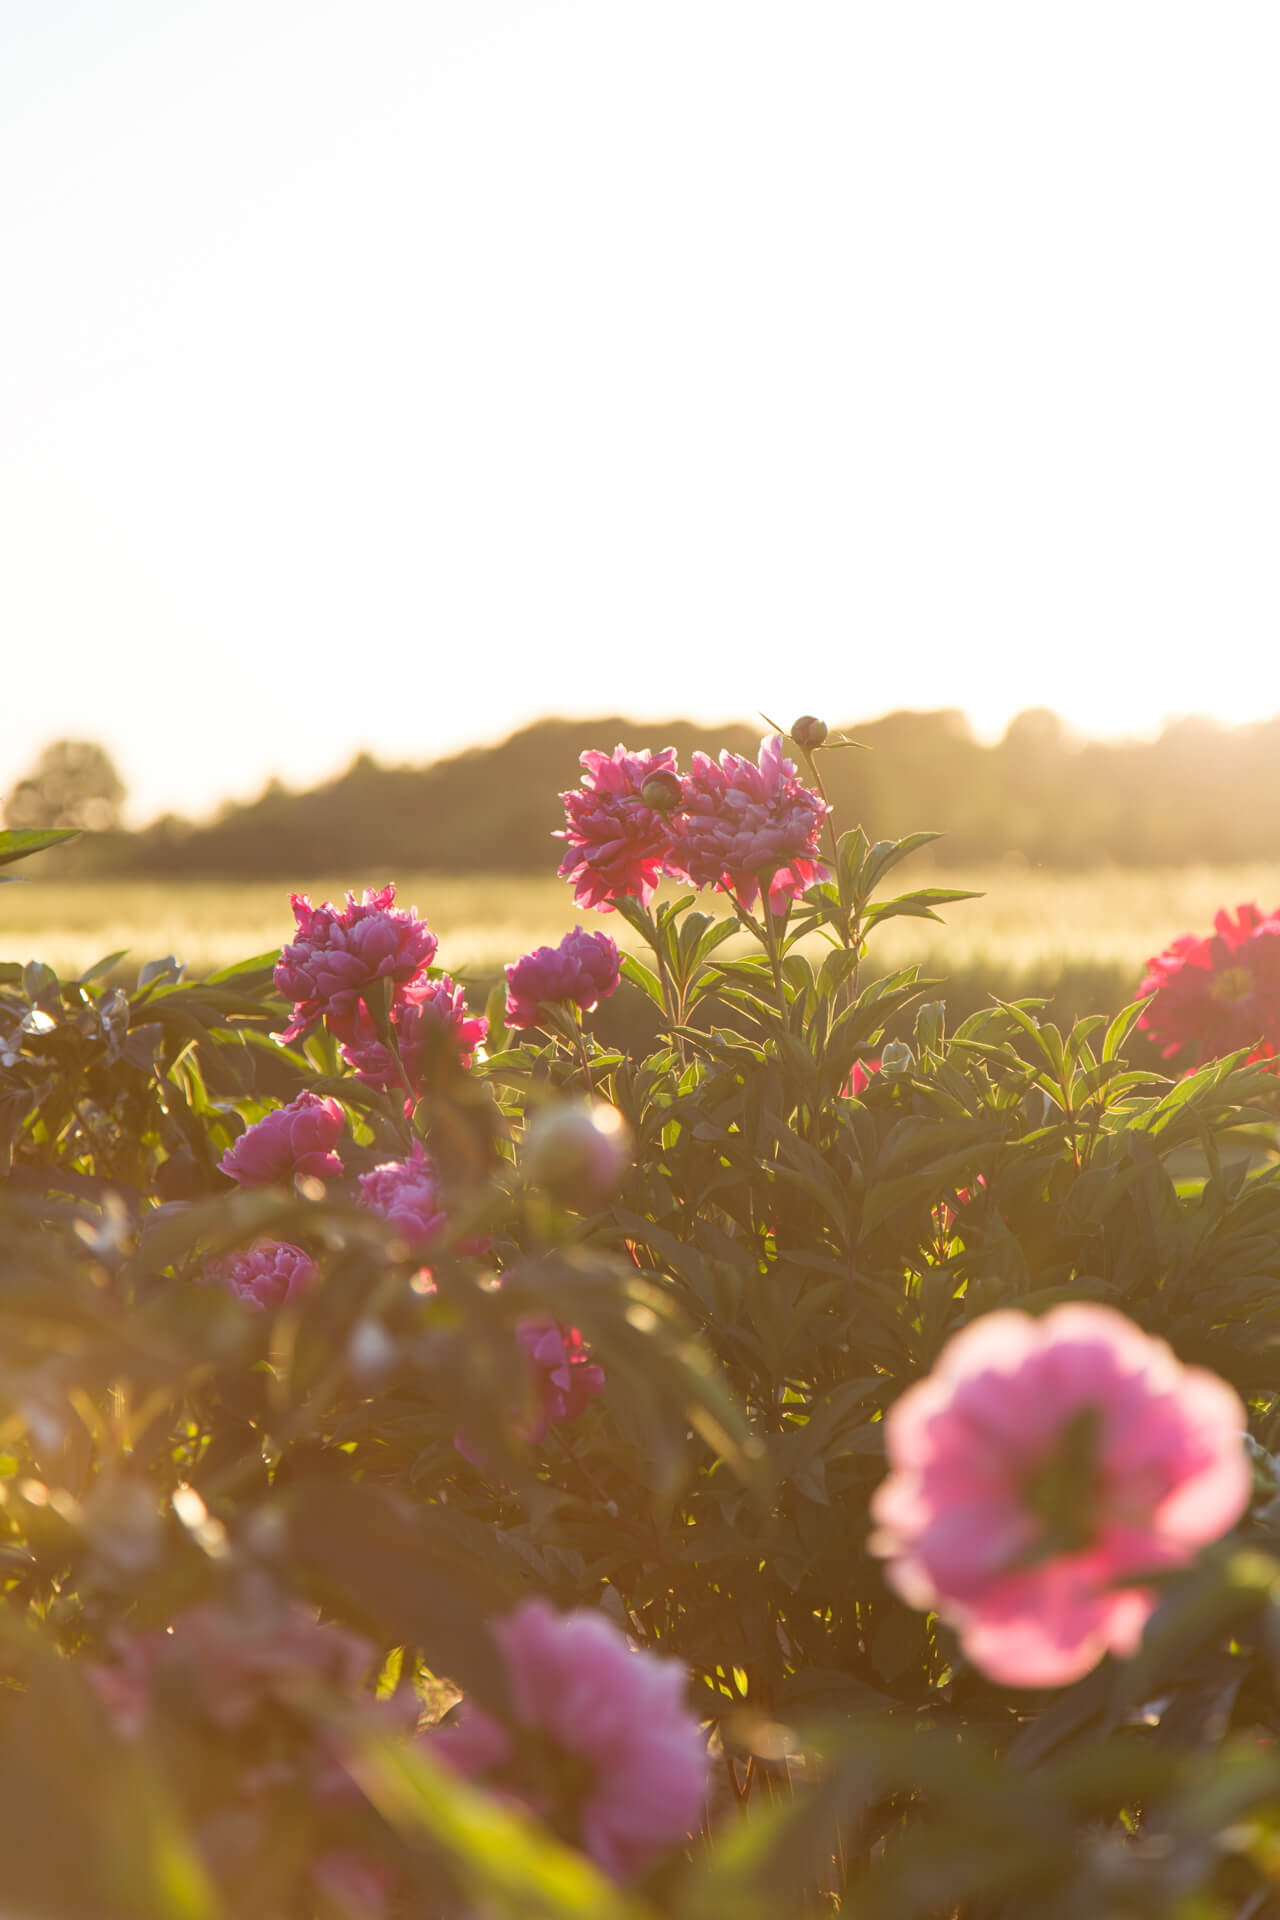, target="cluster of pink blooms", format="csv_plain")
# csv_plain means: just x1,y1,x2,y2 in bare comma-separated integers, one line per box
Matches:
275,886,439,1046
557,735,829,914
870,1303,1251,1688
341,973,488,1100
504,927,621,1031
204,1238,316,1311
219,1090,346,1187
1137,902,1280,1067
437,1599,706,1880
